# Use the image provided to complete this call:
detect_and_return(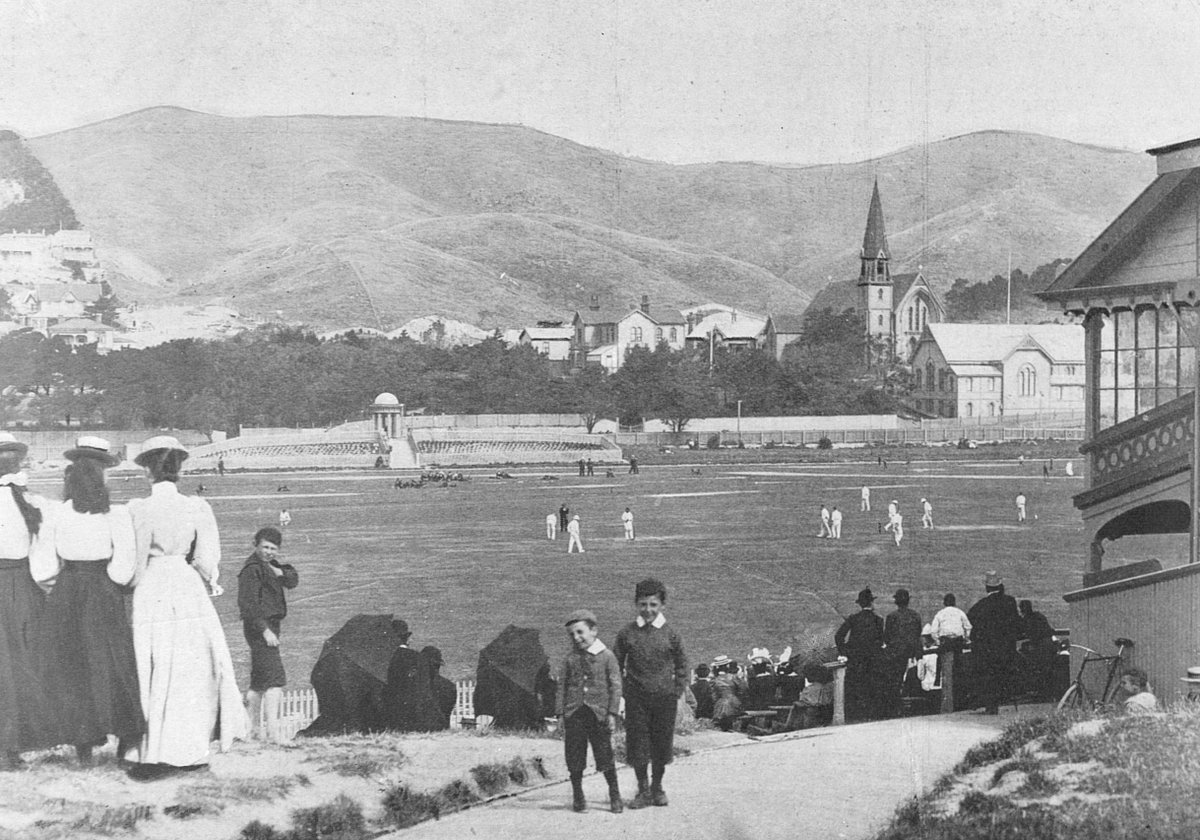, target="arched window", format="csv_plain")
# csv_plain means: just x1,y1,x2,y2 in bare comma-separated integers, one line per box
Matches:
926,362,935,389
669,327,677,341
877,288,884,300
631,326,643,343
907,307,914,332
654,327,663,343
877,260,885,275
914,369,923,389
877,314,884,327
988,402,996,417
965,402,973,417
1019,364,1037,396
938,369,947,391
